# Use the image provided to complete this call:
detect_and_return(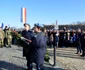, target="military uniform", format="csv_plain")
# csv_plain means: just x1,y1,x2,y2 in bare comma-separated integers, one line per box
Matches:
22,30,34,57
6,28,12,47
22,23,35,70
31,23,47,70
0,29,5,48
4,27,8,47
